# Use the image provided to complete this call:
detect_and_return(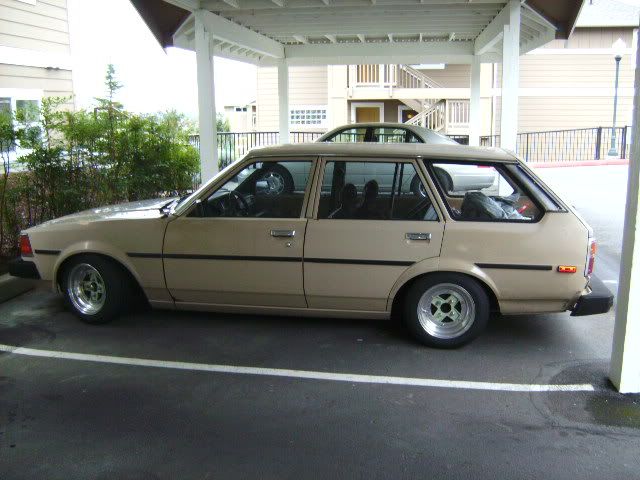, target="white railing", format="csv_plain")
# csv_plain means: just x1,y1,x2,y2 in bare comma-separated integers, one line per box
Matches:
353,64,396,87
351,64,441,89
447,100,470,128
396,64,443,89
406,100,446,131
